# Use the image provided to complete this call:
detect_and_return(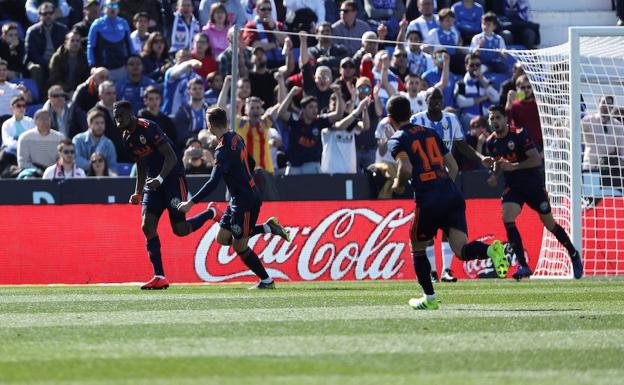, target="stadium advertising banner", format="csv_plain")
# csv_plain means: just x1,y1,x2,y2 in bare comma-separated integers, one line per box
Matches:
0,200,543,285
